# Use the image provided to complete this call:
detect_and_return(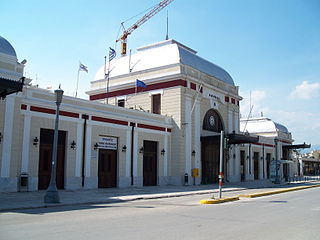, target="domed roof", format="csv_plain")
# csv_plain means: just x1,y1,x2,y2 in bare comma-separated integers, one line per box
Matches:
0,36,17,57
94,39,235,86
240,117,289,134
